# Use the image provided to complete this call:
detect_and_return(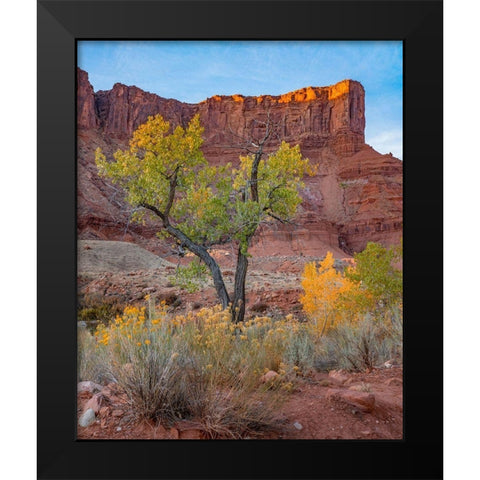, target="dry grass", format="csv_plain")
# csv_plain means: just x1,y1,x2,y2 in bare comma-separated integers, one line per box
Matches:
78,303,308,437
